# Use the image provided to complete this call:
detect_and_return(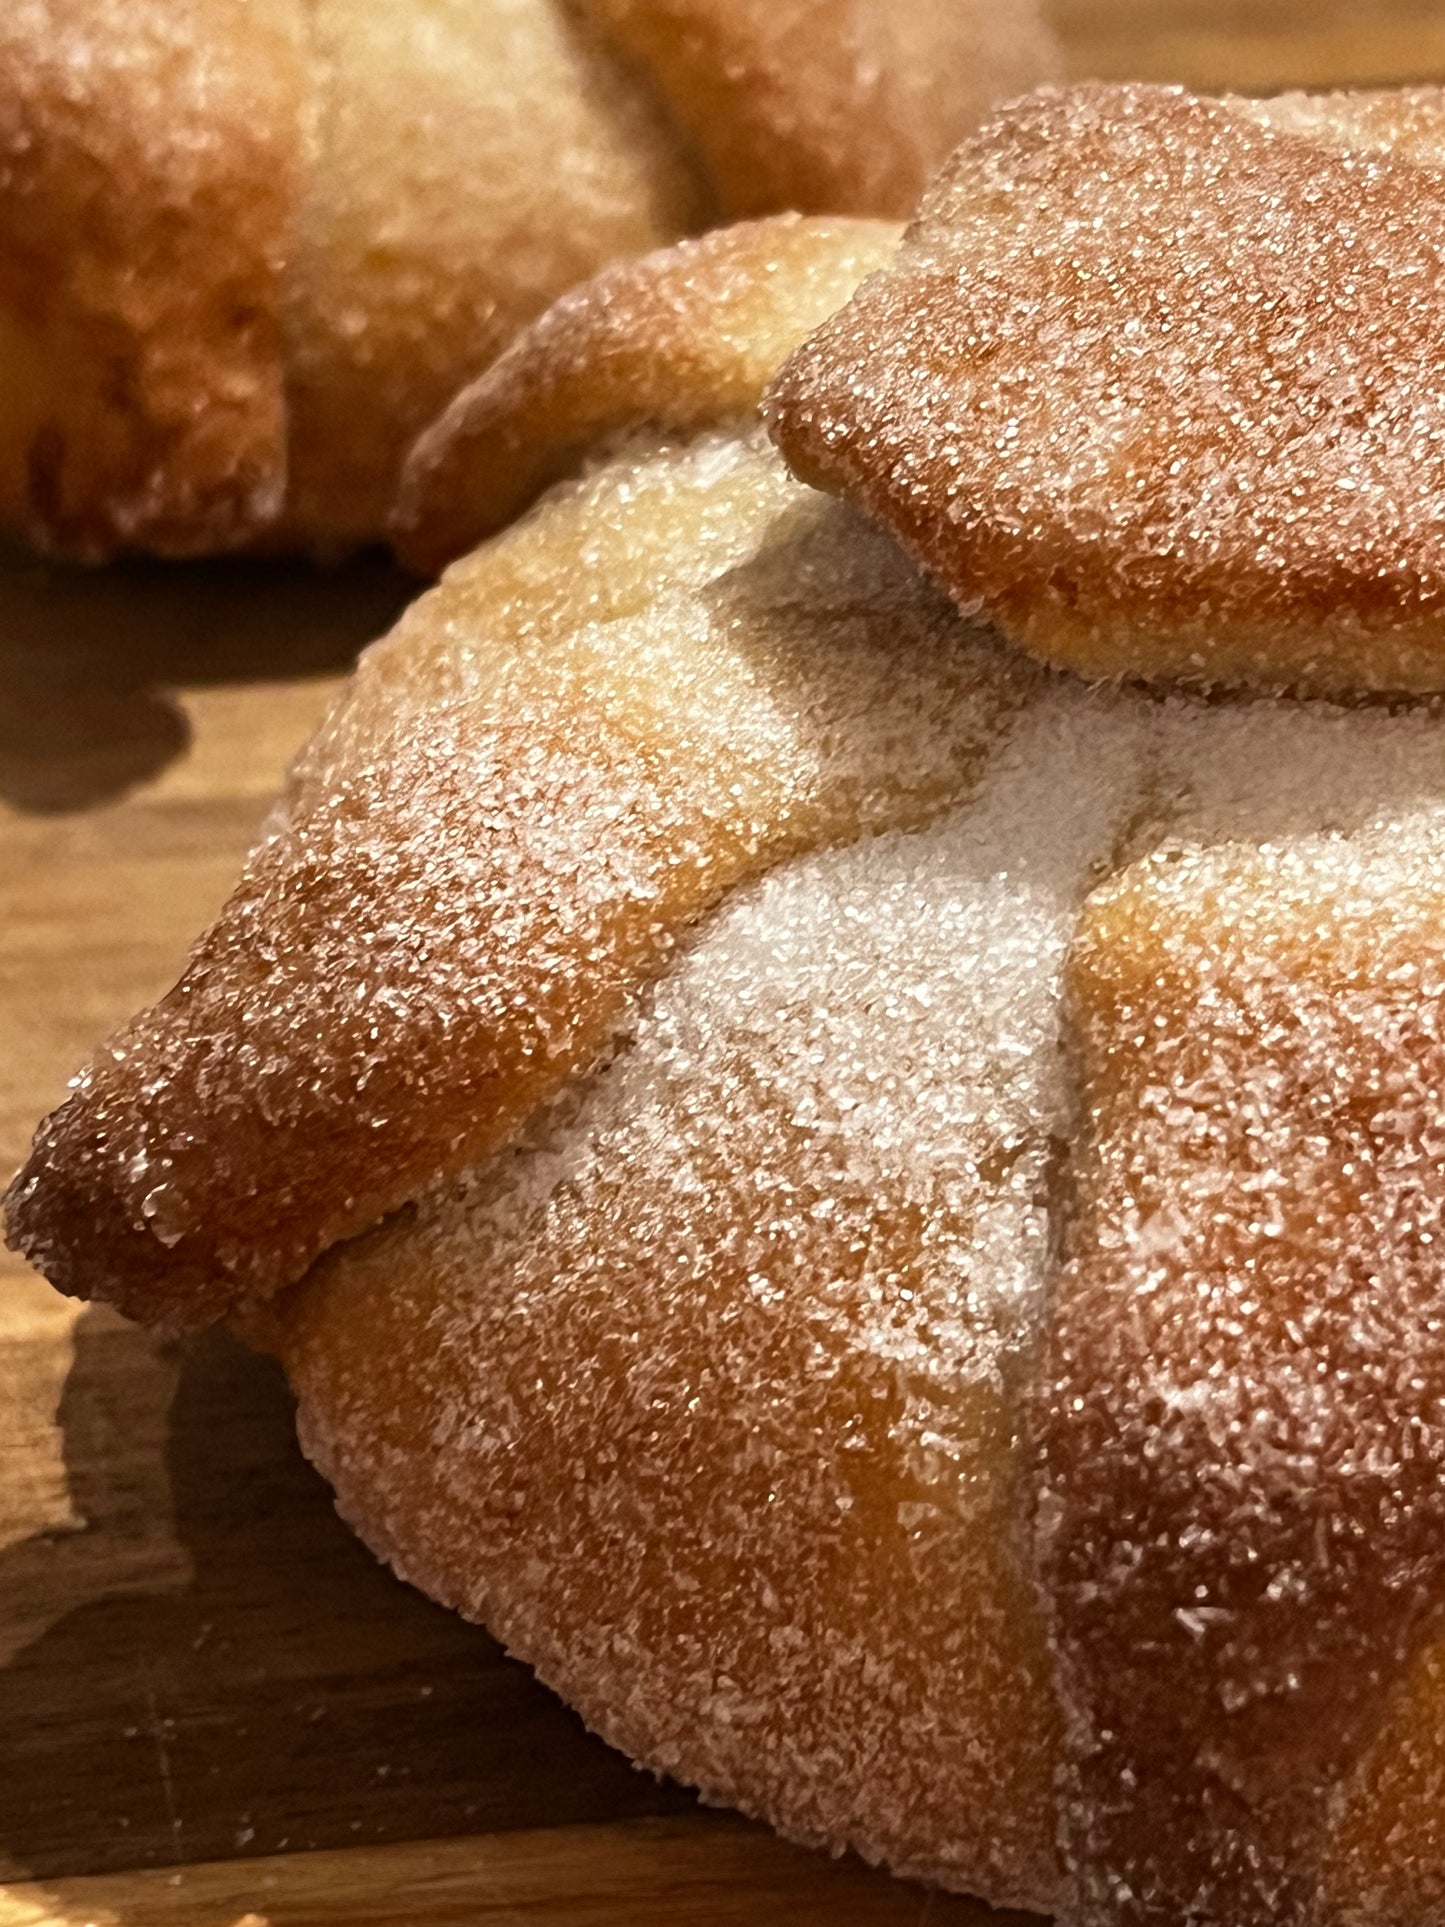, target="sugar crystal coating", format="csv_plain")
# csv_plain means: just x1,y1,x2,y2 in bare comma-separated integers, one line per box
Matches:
0,0,305,555
1047,828,1445,1924
274,635,1445,1918
21,399,1445,1910
767,83,1445,696
281,686,1144,1911
6,430,1016,1327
